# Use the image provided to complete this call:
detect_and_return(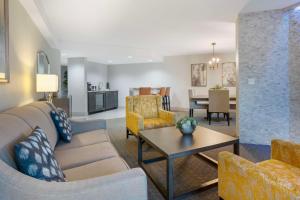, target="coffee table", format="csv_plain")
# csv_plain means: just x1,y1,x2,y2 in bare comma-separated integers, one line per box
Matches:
138,126,239,200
